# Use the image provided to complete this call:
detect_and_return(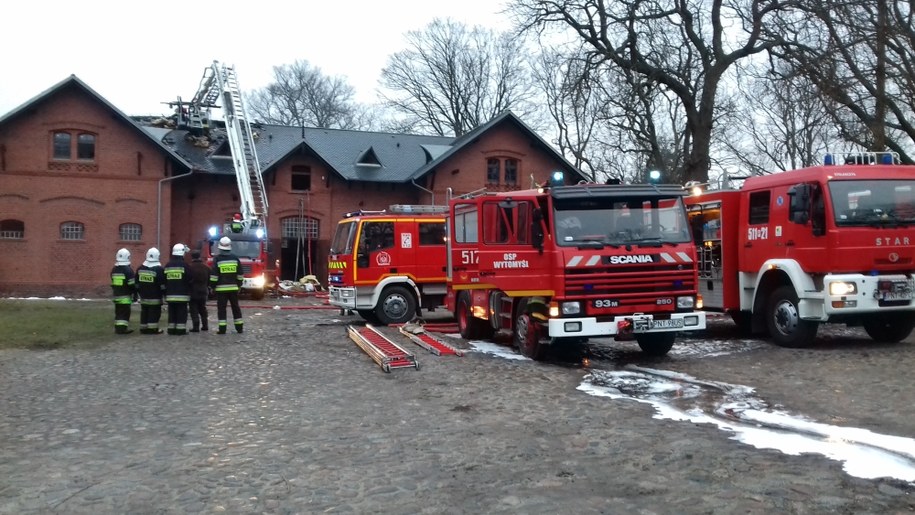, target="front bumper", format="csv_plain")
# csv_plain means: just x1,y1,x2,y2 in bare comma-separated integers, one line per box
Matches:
329,286,357,309
547,311,706,338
